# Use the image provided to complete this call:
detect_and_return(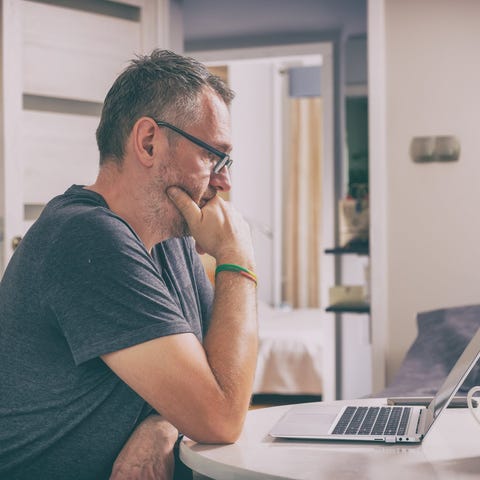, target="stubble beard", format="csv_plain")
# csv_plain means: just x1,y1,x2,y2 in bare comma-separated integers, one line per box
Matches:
169,211,191,238
144,163,204,241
